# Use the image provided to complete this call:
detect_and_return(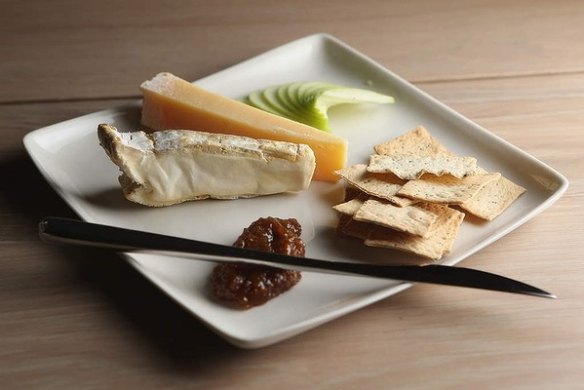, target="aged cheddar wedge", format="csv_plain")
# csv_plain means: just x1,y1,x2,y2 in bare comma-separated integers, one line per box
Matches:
140,72,347,181
98,124,316,207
